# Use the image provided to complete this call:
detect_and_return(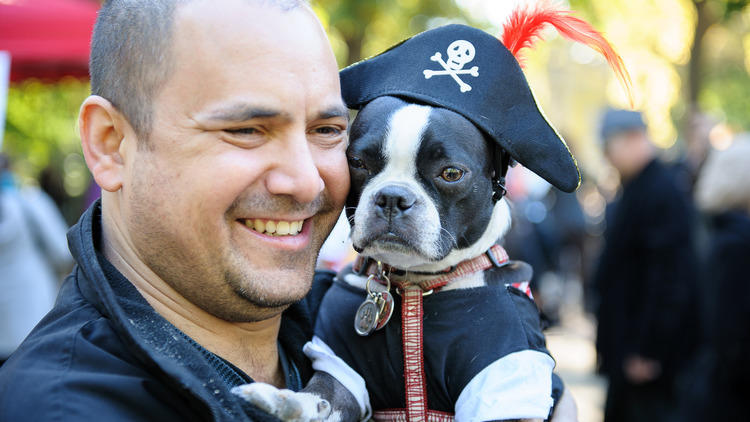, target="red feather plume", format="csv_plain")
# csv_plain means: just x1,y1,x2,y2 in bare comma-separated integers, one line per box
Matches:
500,2,634,106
